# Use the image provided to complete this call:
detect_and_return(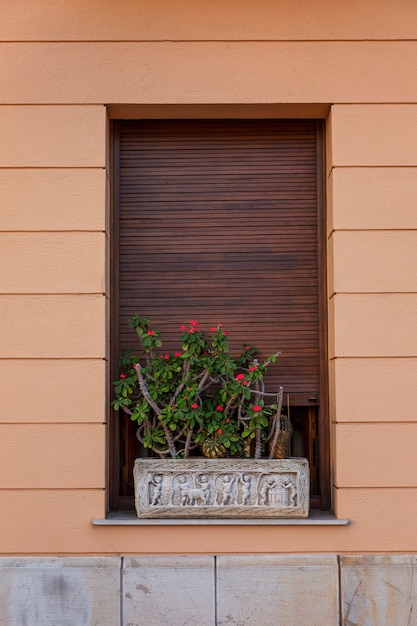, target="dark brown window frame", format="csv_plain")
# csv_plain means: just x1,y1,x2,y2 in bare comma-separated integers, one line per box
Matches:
109,118,330,513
